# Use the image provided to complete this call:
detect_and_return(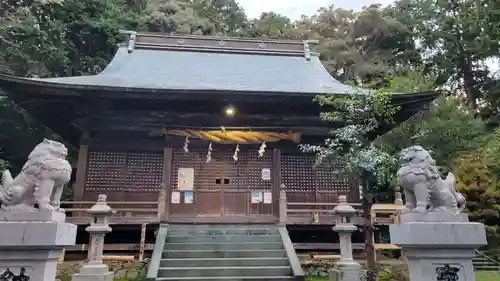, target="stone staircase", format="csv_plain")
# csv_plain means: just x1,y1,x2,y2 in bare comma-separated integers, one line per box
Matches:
473,251,500,271
147,224,304,281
